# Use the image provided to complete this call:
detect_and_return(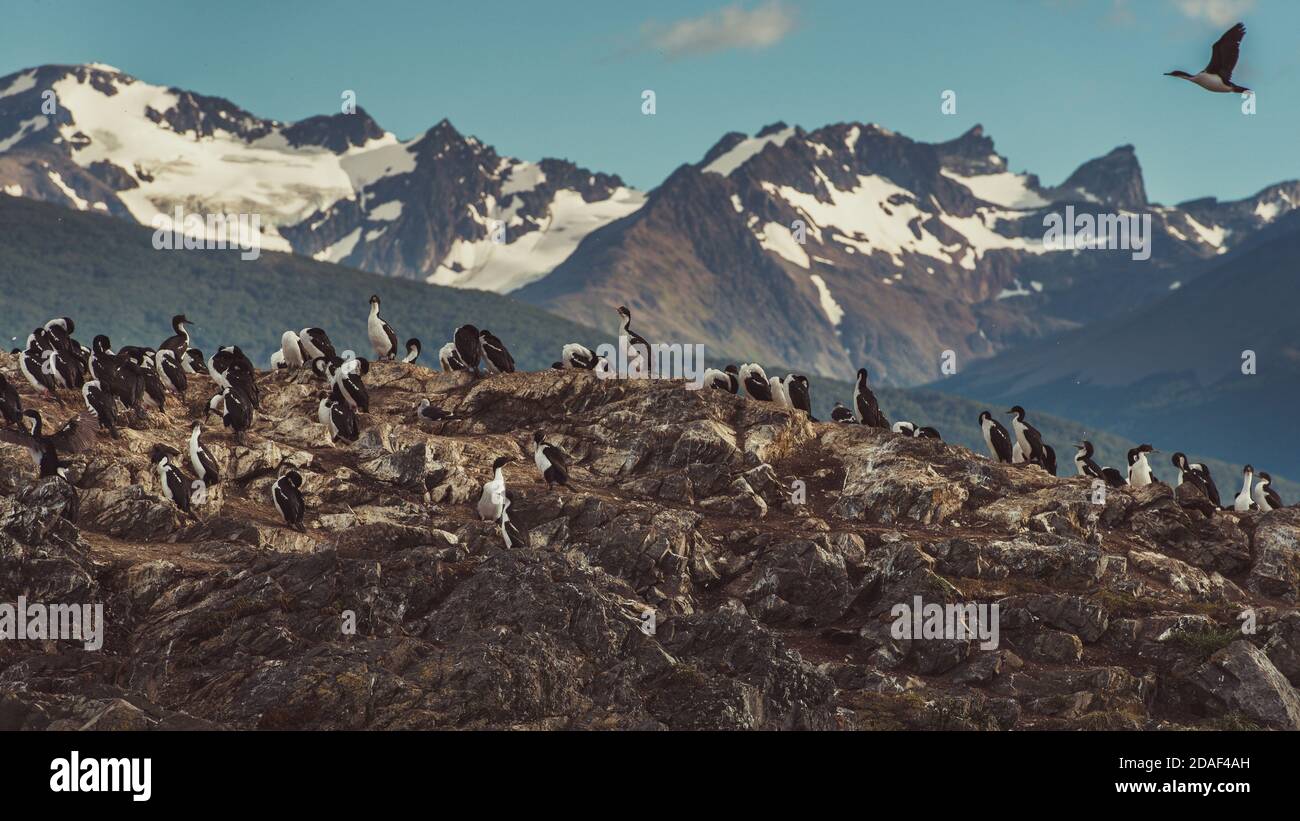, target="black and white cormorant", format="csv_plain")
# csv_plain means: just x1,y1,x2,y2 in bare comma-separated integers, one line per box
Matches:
831,402,856,423
453,325,482,376
276,330,305,369
160,314,194,355
81,380,118,438
189,422,220,487
785,374,815,419
317,388,358,445
155,348,187,395
272,470,306,532
978,410,1014,463
701,365,740,393
1254,472,1282,512
1165,22,1250,94
1171,452,1221,507
1007,406,1052,472
1075,441,1125,488
768,375,793,408
532,431,570,490
19,340,60,400
402,338,421,364
0,409,96,478
1233,464,1255,511
439,342,468,373
854,368,888,428
207,386,254,442
415,398,459,422
297,328,336,362
616,306,651,374
739,363,772,401
182,348,209,375
480,329,515,374
477,456,513,521
894,421,942,440
368,295,399,360
153,448,195,517
558,343,601,371
1126,444,1159,487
